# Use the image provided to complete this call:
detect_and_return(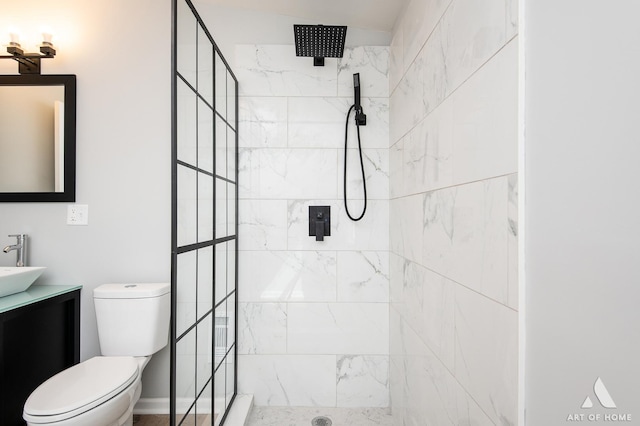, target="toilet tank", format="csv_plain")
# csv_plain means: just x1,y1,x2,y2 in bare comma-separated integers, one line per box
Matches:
93,283,170,356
